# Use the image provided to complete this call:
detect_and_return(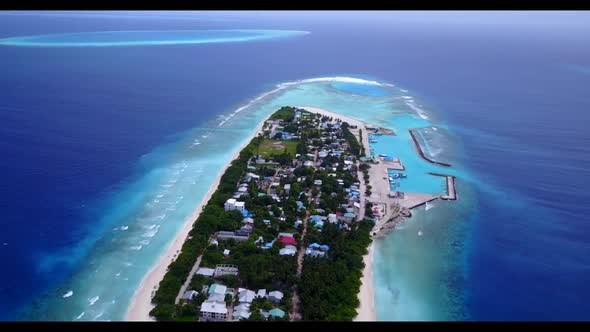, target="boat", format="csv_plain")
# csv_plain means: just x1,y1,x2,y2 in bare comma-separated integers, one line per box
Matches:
418,230,423,236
